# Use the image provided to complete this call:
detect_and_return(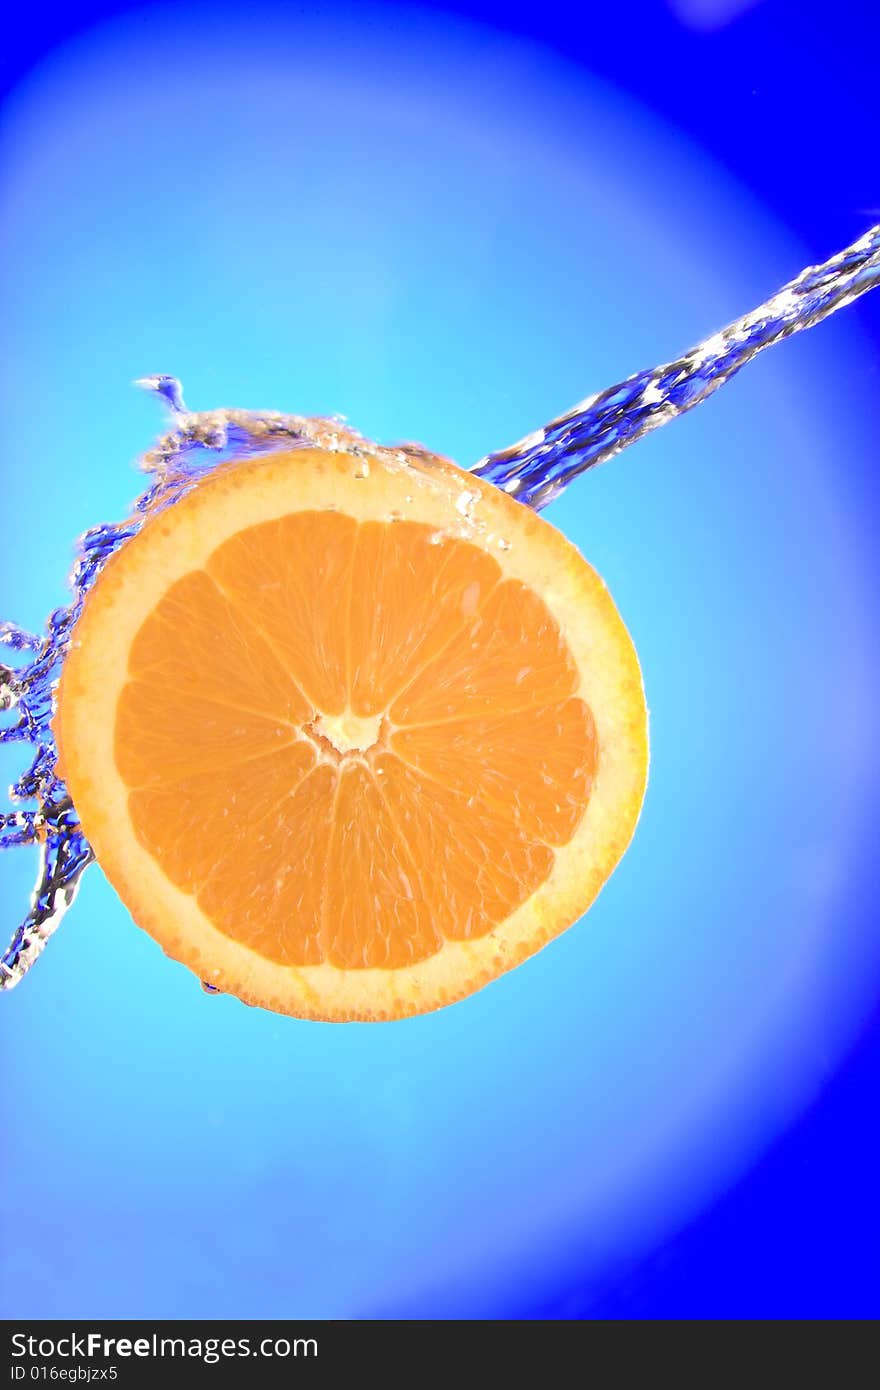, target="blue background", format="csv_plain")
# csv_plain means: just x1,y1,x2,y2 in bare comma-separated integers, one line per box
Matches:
1,0,879,1319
